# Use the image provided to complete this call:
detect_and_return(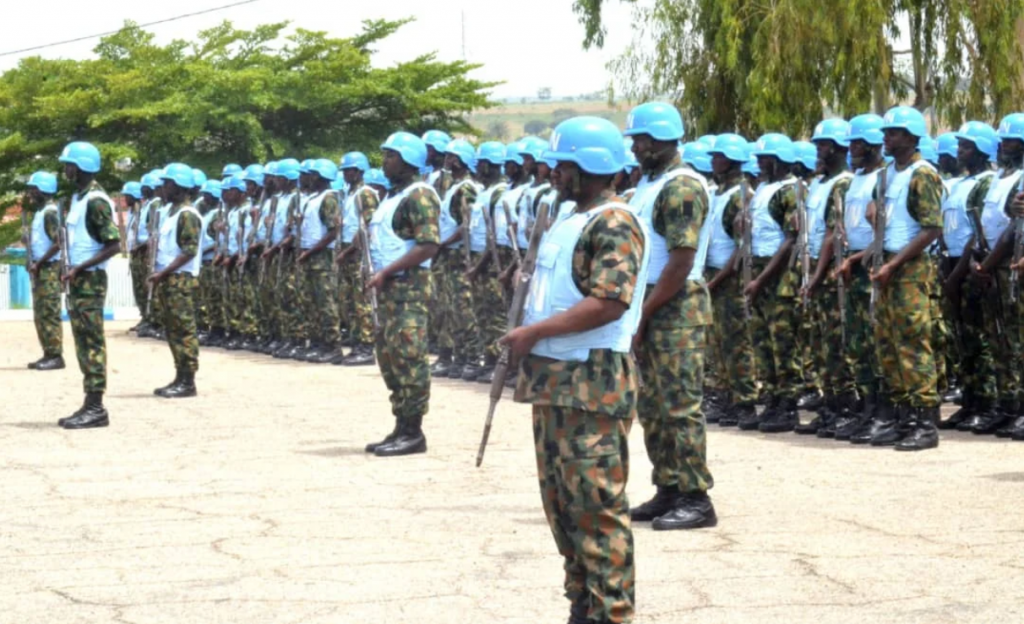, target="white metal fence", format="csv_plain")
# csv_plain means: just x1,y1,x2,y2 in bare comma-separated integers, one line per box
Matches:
0,257,138,313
